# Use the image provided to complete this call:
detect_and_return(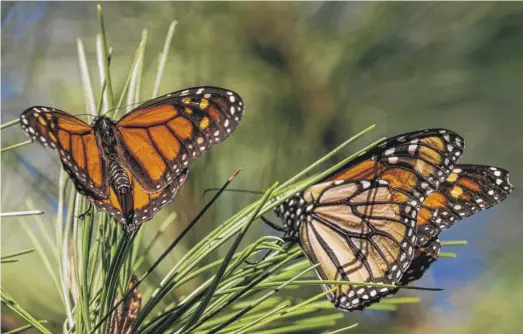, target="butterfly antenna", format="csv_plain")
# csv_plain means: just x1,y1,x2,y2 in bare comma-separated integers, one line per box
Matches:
203,188,264,196
91,168,242,333
73,113,96,118
101,96,159,117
